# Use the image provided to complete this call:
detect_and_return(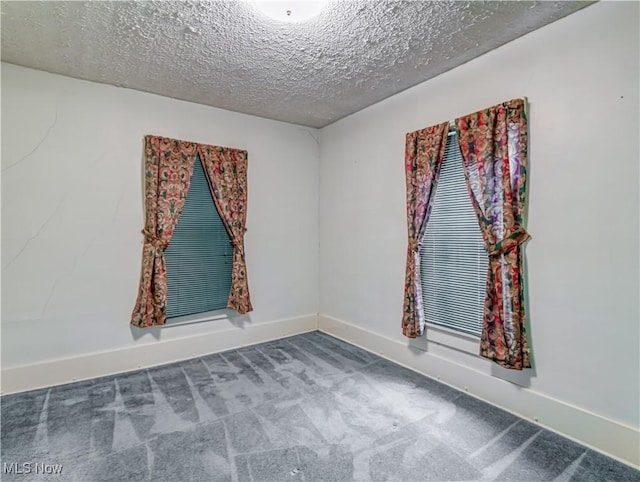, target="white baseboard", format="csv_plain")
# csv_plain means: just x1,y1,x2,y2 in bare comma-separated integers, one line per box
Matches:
1,313,318,395
318,313,640,469
3,311,637,468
